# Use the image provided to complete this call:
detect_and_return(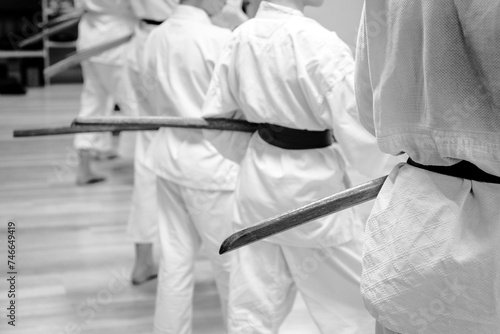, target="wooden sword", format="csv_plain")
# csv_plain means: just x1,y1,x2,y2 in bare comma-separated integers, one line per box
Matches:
44,34,133,78
13,116,259,137
37,9,84,30
219,175,388,254
73,116,259,132
18,17,81,49
13,124,159,138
